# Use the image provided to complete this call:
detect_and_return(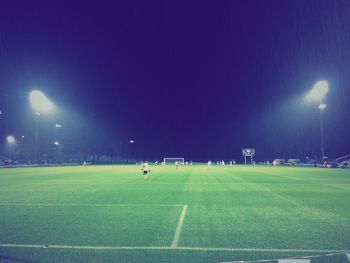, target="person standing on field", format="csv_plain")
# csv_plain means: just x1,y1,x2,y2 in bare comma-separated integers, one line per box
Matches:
221,160,225,168
208,160,212,168
141,161,150,180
